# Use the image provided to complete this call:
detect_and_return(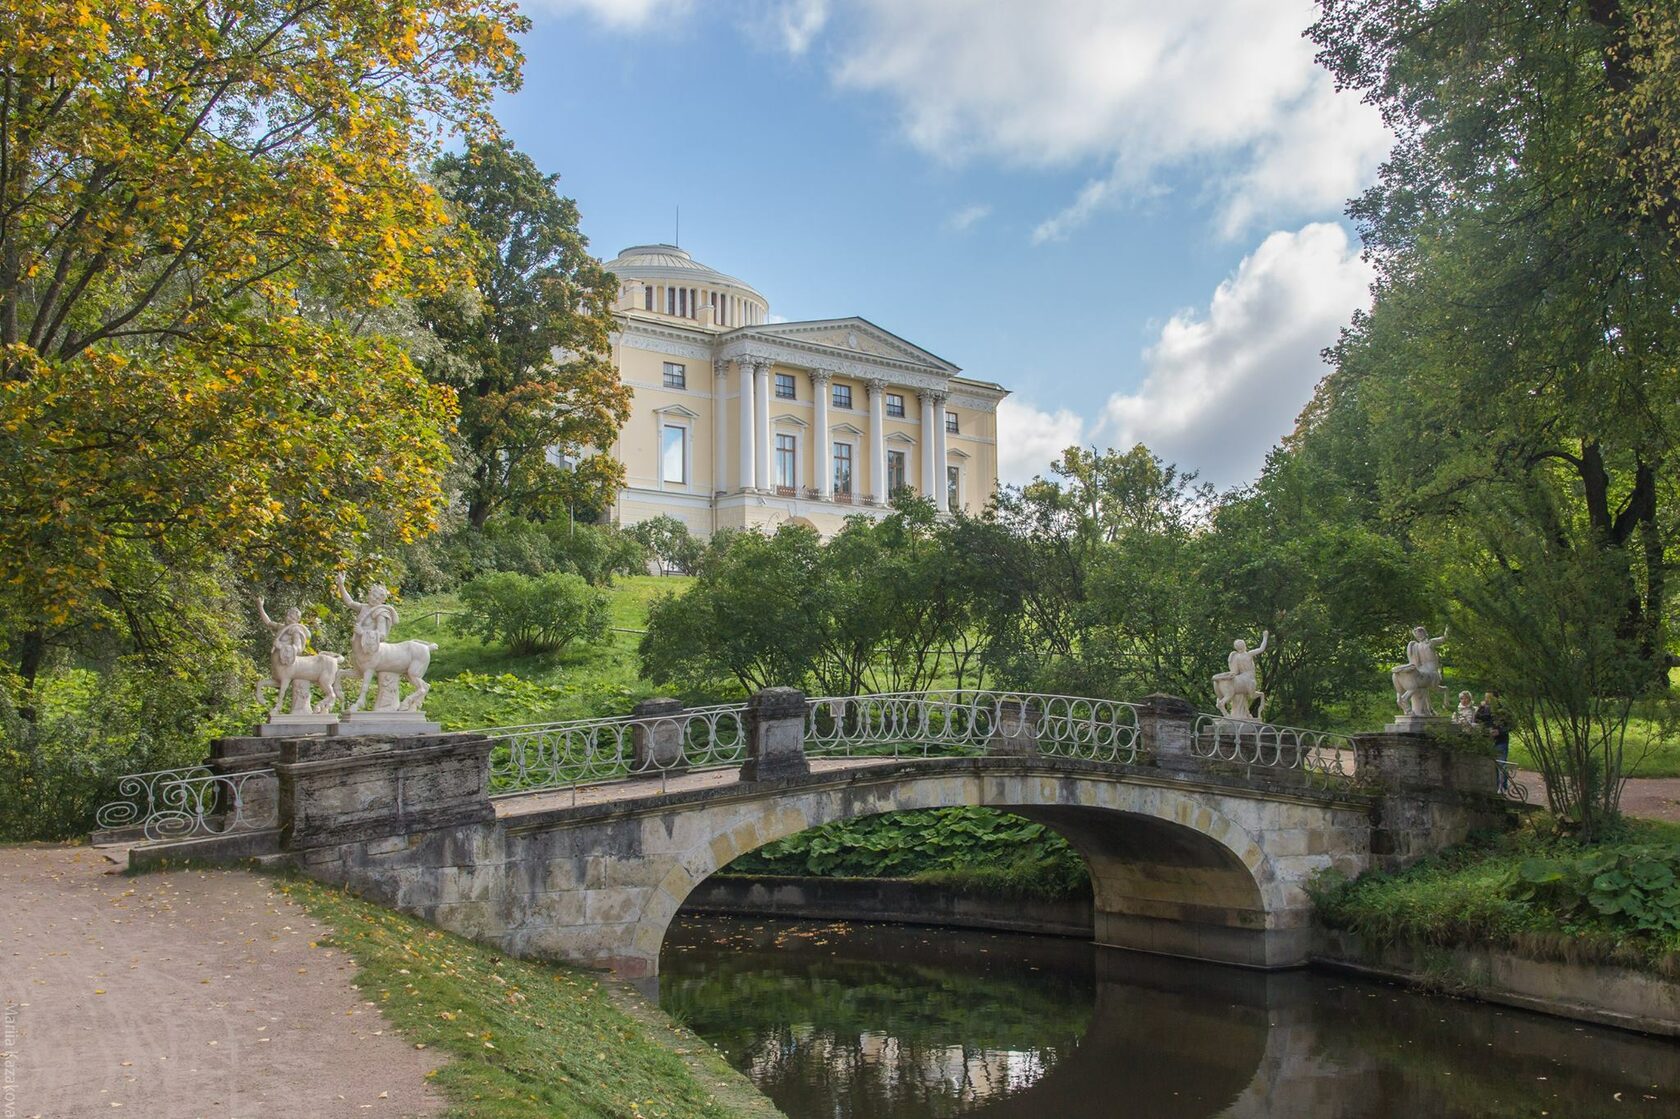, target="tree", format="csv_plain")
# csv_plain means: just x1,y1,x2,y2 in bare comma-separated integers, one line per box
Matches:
1451,483,1652,839
420,140,630,527
1309,0,1680,683
628,515,702,576
0,0,525,707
